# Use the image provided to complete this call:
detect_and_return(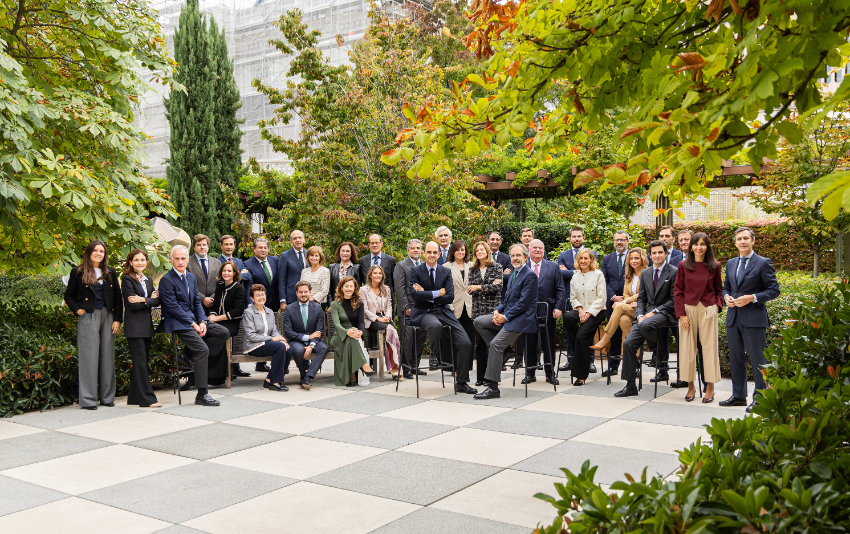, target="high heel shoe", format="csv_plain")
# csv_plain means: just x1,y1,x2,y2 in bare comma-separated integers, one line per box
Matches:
362,368,377,377
590,339,611,351
685,391,696,402
702,394,715,403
